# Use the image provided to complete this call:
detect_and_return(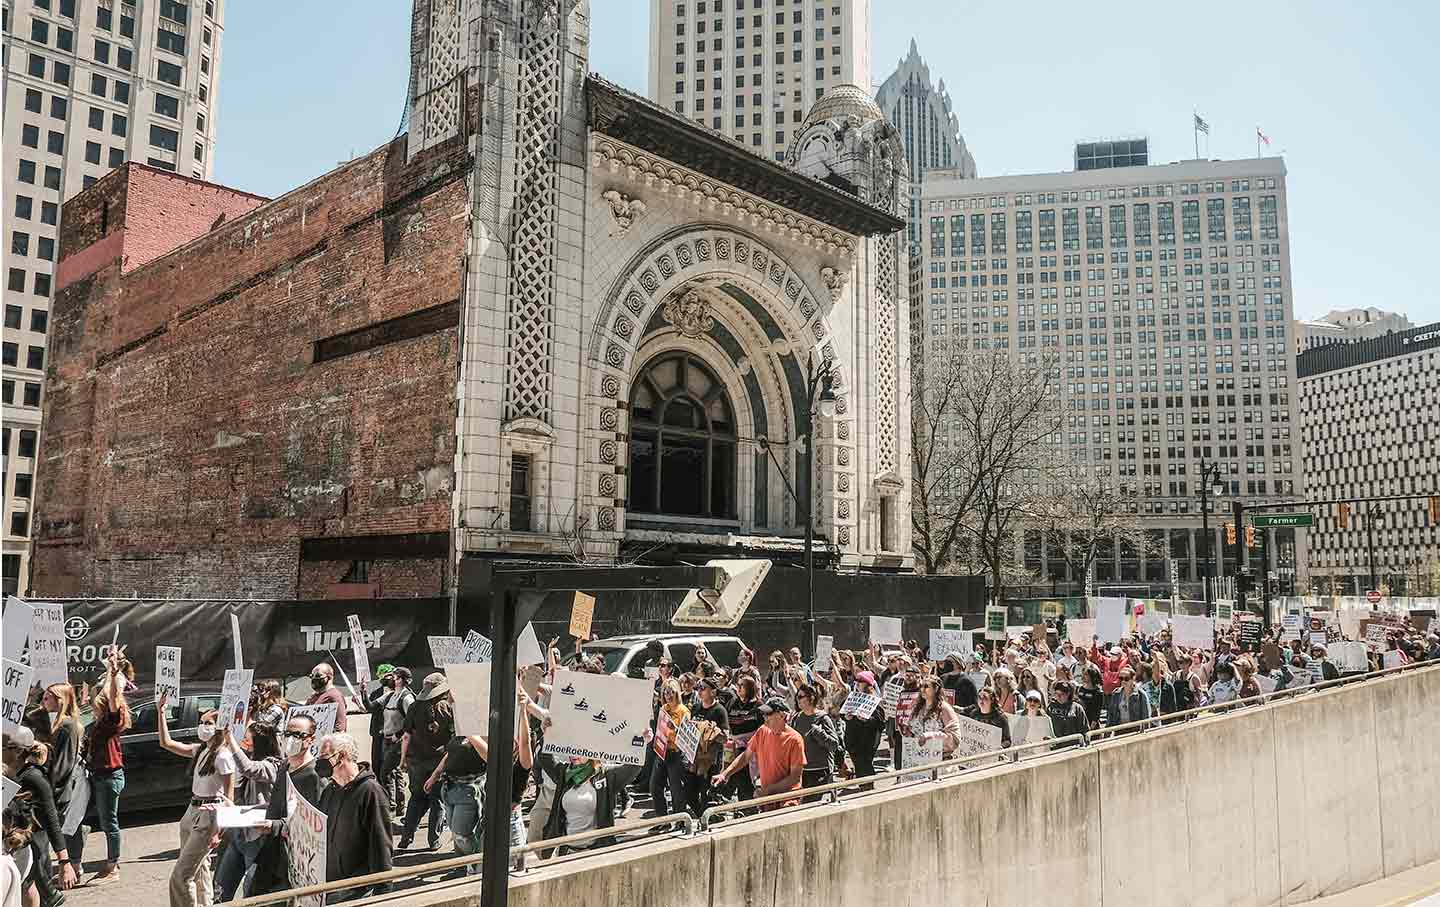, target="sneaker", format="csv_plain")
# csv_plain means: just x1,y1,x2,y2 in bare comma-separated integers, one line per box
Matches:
397,834,414,850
